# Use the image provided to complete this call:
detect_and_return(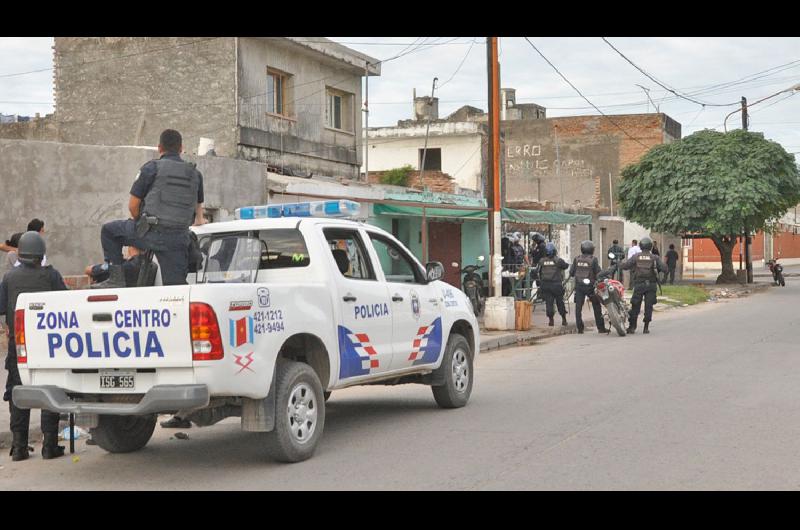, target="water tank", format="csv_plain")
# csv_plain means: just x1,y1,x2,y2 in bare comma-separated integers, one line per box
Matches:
414,96,439,121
